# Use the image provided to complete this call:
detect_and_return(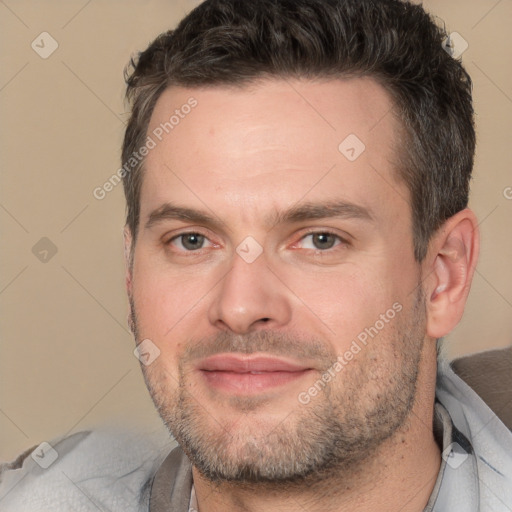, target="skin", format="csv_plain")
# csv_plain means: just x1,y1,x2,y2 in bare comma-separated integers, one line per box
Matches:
124,78,479,511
